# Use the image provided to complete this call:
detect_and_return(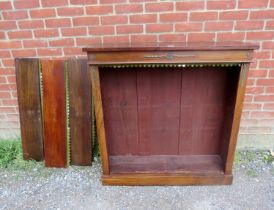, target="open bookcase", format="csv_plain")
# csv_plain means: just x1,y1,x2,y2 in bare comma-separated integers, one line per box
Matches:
84,42,258,185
